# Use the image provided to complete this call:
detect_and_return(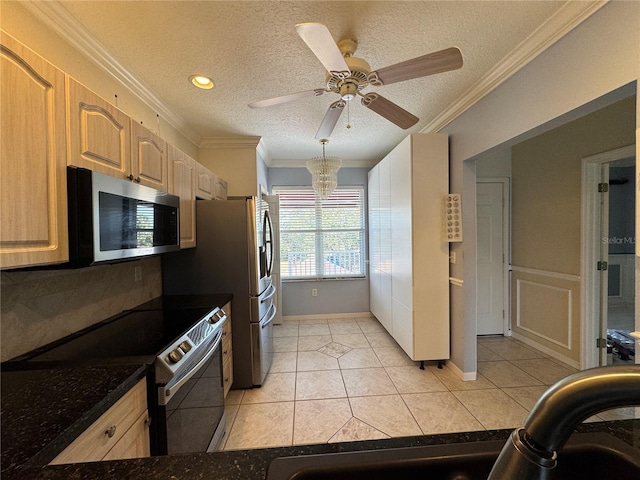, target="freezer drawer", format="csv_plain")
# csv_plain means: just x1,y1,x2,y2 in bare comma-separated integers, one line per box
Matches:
250,304,276,385
250,281,276,322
